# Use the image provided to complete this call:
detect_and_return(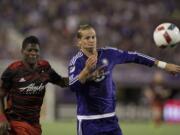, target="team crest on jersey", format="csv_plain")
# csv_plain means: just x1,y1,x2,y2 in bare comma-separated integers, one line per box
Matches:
94,75,105,82
102,58,108,65
69,65,75,73
92,63,110,82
